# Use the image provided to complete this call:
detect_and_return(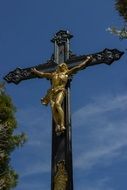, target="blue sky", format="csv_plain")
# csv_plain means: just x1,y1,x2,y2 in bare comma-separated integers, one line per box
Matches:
0,0,127,190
